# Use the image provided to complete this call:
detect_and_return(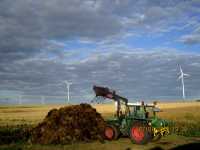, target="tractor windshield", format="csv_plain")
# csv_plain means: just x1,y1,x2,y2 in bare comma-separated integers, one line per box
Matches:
128,105,159,119
128,105,146,119
145,107,155,118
